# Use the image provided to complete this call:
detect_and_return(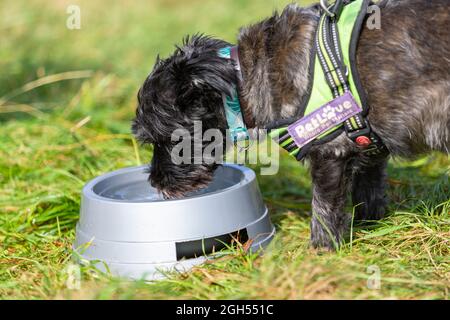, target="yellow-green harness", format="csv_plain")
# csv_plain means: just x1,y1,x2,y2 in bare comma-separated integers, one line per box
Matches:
268,0,387,160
